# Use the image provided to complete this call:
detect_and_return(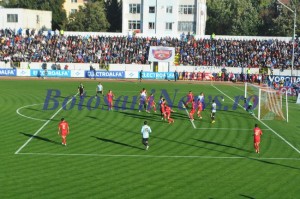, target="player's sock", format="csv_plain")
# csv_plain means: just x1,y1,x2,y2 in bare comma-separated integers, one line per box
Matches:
189,113,193,120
